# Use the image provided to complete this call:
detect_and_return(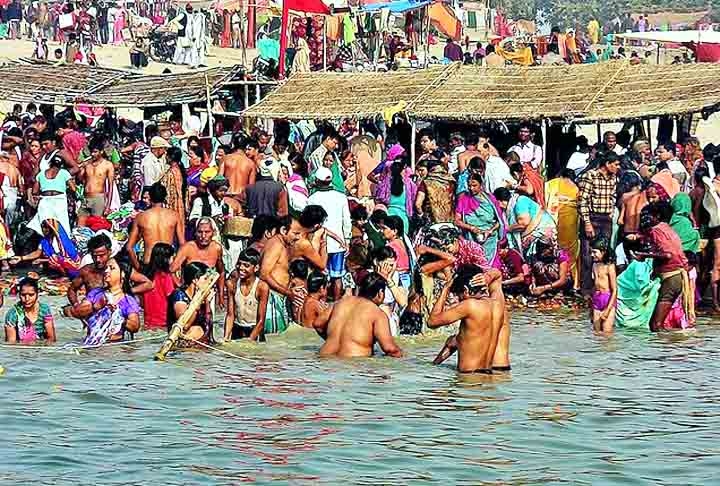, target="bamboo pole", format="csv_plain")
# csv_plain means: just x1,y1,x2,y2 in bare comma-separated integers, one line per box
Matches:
410,119,416,171
155,271,219,361
205,74,214,138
